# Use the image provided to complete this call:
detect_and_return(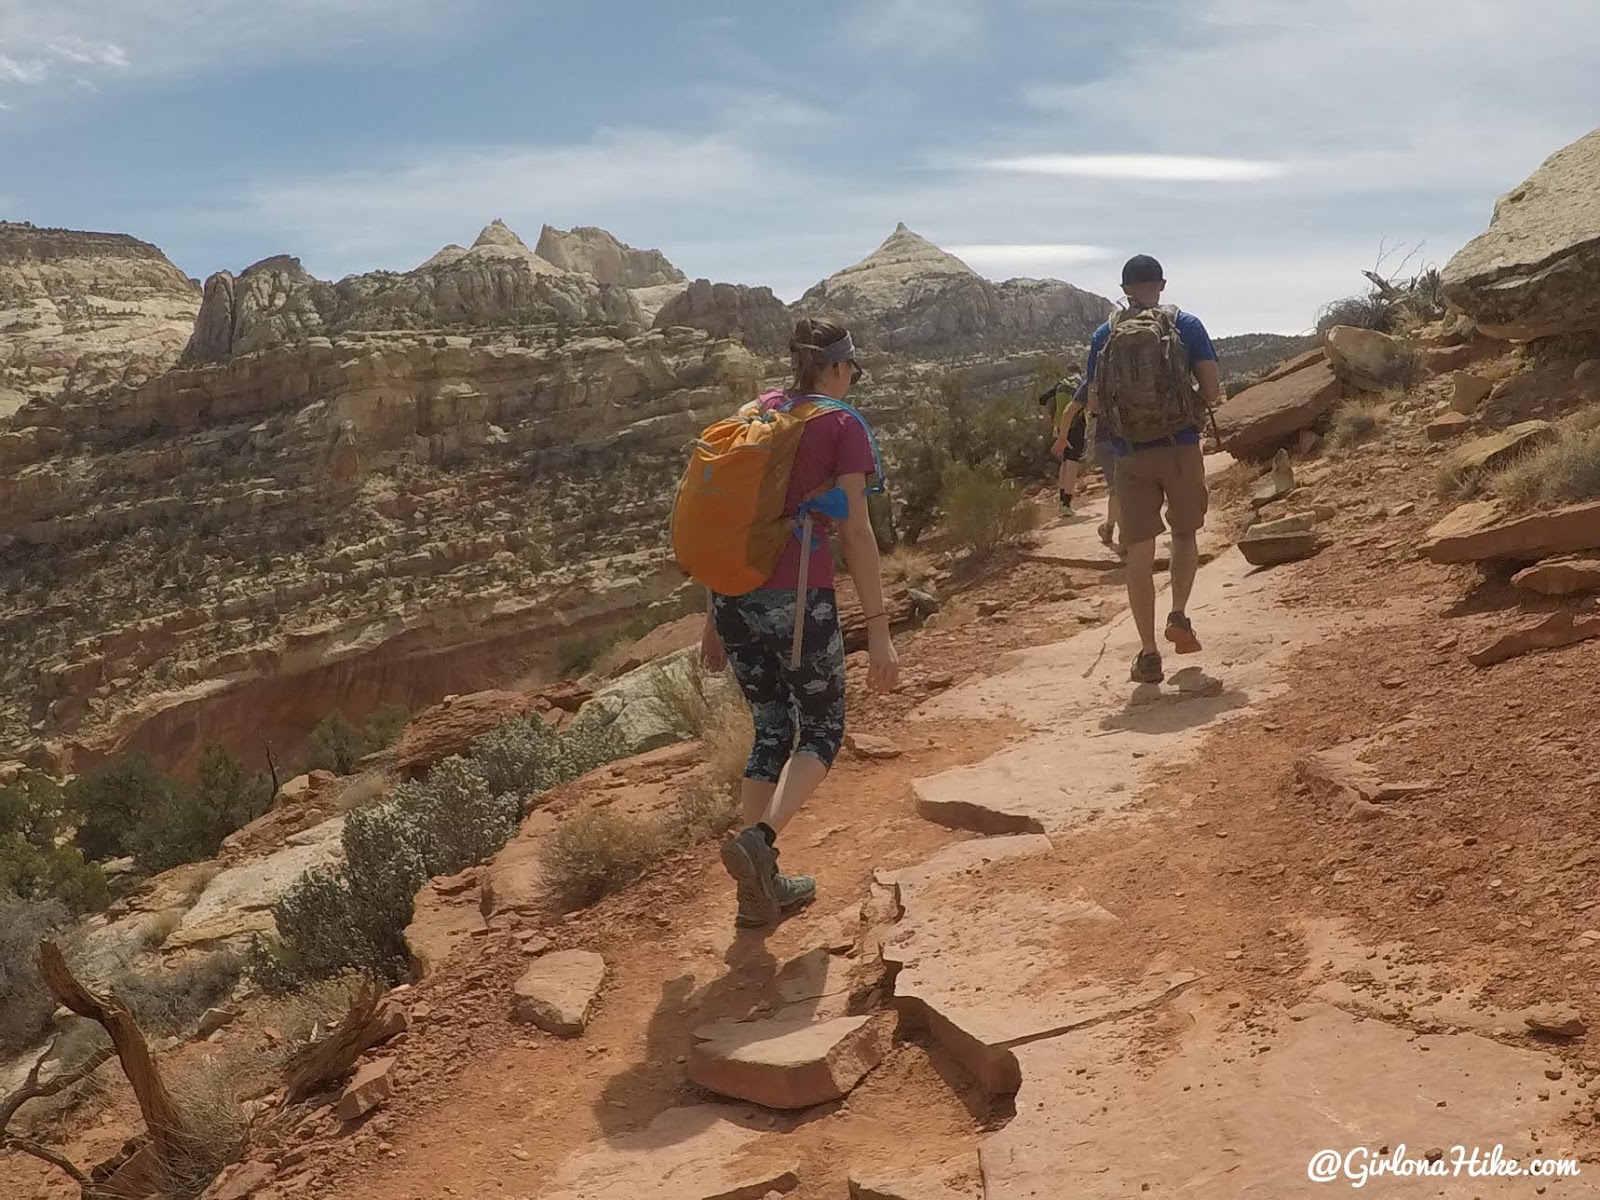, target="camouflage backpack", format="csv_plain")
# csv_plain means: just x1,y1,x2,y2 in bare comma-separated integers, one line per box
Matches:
1094,304,1204,445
